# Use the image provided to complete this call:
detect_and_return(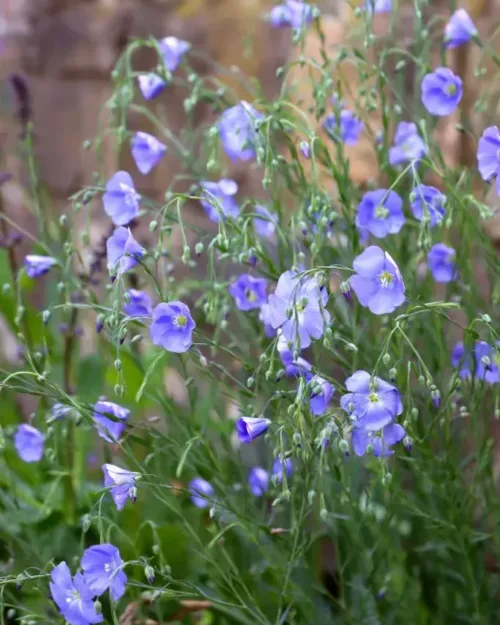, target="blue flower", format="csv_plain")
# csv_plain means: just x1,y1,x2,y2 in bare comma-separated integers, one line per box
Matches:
364,0,392,13
123,289,153,318
427,243,457,282
248,467,269,496
50,562,103,625
323,109,364,145
356,189,405,238
229,274,268,311
259,303,276,337
350,246,406,315
82,544,127,602
102,464,140,511
150,301,196,353
107,228,146,276
451,341,500,383
299,140,311,159
444,9,477,48
477,126,500,195
421,67,463,116
451,342,472,379
14,424,44,463
308,375,334,416
159,36,190,72
189,477,214,508
341,370,403,431
130,132,167,175
25,255,56,278
254,205,278,238
388,122,427,165
277,334,312,376
410,185,446,226
217,101,263,162
352,422,406,457
272,457,293,482
138,73,167,100
92,400,130,443
270,0,314,29
235,416,271,444
200,179,240,222
49,403,72,422
269,270,330,349
102,171,141,226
